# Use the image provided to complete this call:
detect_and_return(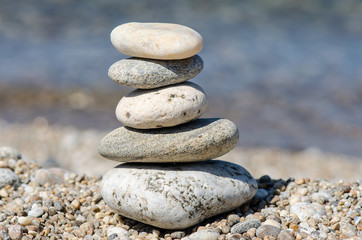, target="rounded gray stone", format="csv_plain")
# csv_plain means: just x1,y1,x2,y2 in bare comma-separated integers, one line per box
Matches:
108,55,203,89
0,168,21,188
101,160,257,229
230,219,261,234
98,118,239,163
256,225,281,238
116,82,208,129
